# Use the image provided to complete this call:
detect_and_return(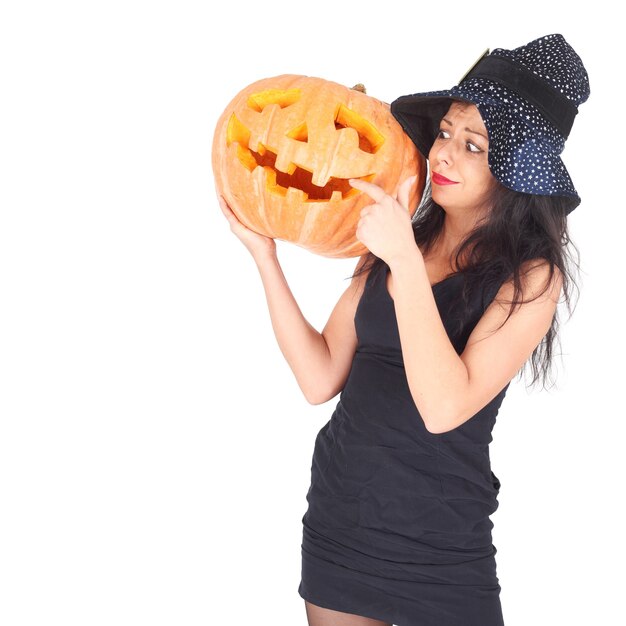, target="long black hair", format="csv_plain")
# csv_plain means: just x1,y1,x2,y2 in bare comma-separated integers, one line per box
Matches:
349,178,581,391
